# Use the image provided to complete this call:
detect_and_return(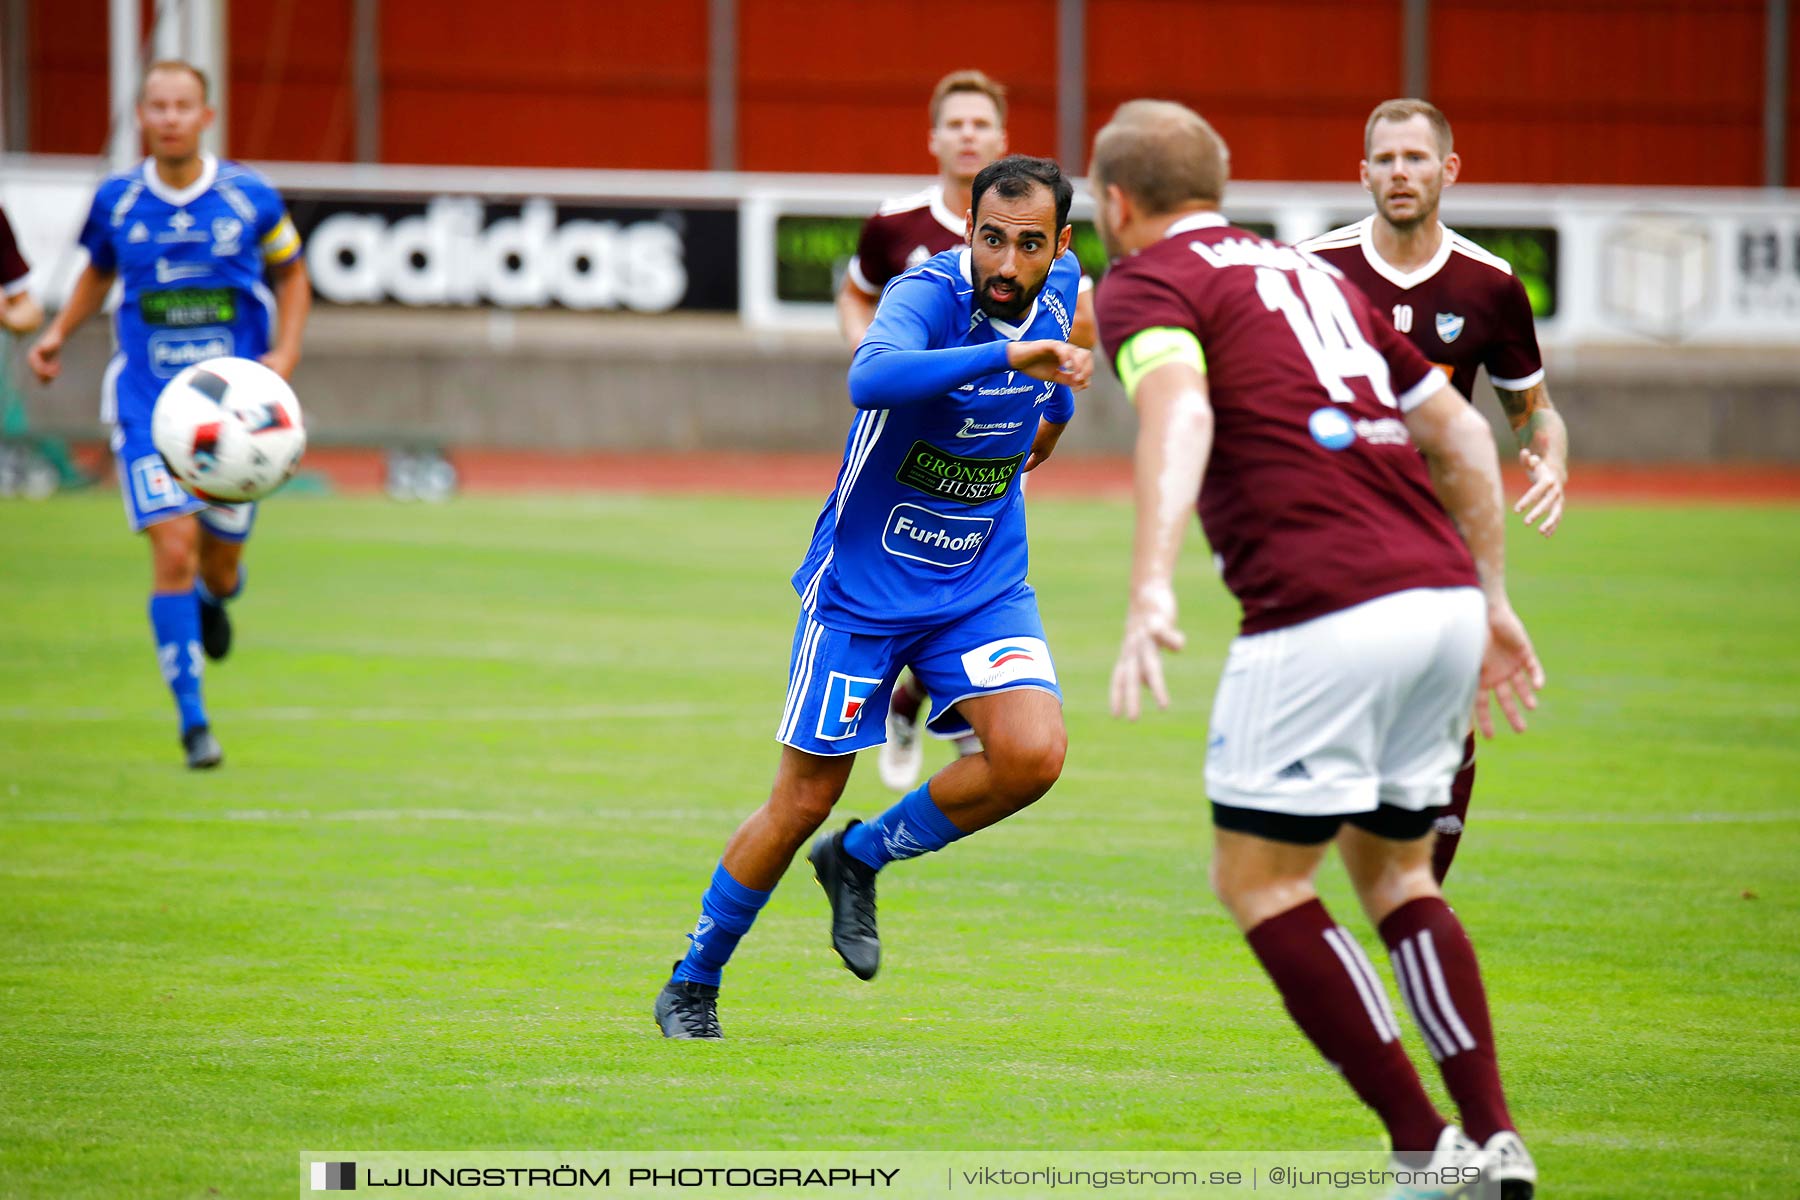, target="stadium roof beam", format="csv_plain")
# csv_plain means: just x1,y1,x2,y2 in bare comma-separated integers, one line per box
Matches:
709,0,737,171
1058,0,1086,174
1402,0,1430,99
1767,0,1789,187
109,0,140,169
1,0,27,152
355,0,381,162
